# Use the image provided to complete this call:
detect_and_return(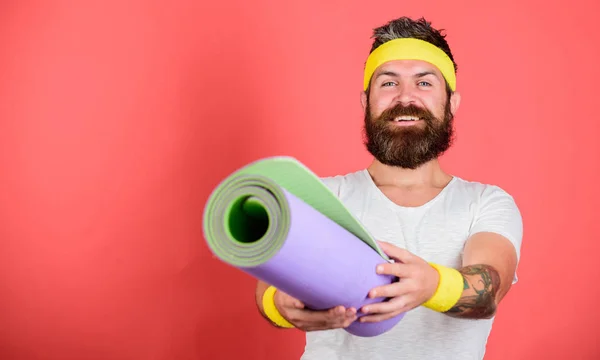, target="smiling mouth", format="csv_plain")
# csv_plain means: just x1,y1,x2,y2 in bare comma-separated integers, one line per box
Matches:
392,116,421,122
